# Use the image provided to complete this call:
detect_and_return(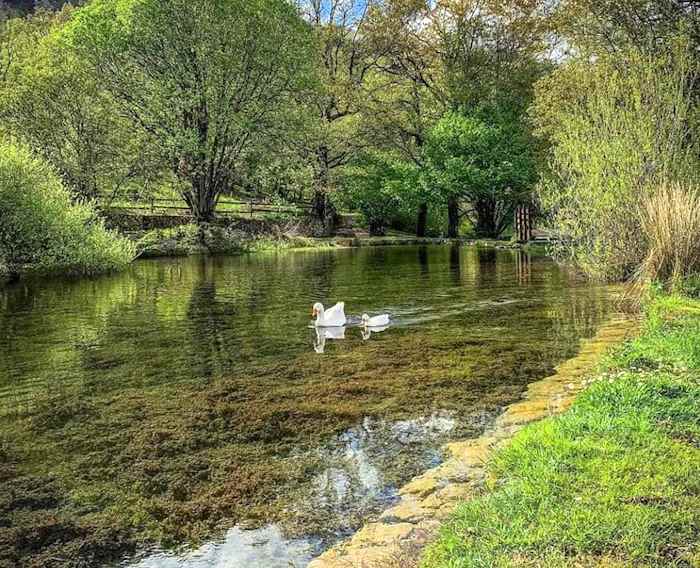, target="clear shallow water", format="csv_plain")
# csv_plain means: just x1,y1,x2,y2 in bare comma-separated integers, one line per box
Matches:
0,245,615,567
